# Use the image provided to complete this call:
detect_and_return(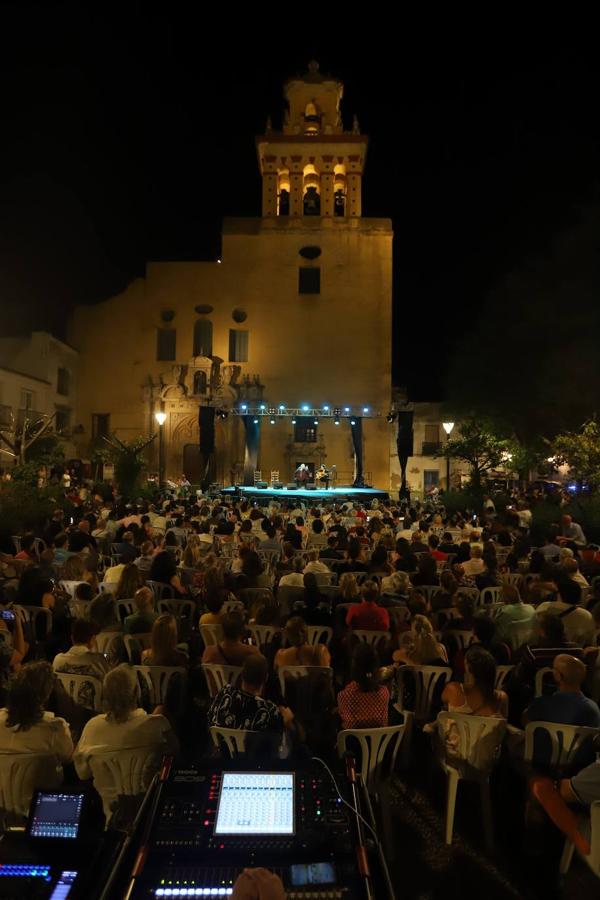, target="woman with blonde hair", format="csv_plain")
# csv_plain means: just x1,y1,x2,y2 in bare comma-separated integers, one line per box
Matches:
114,562,143,601
339,573,360,603
182,534,203,568
141,614,188,667
61,554,87,582
393,614,448,666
